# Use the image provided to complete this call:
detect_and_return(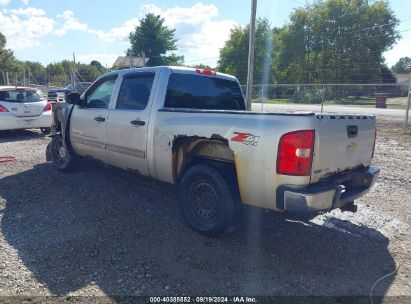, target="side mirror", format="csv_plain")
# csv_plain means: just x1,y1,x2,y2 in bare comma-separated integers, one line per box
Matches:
66,92,82,105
